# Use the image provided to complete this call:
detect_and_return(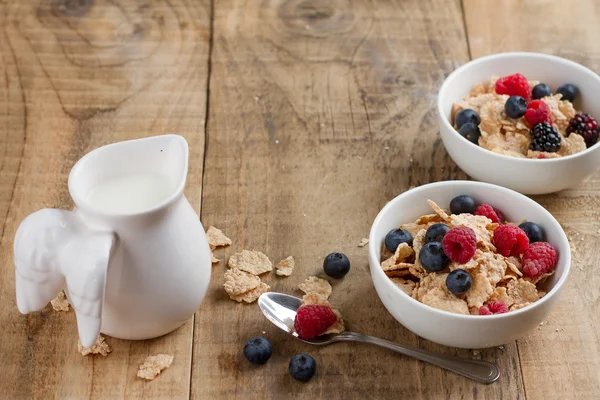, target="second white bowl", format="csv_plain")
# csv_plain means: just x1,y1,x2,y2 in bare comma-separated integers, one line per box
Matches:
437,52,600,195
